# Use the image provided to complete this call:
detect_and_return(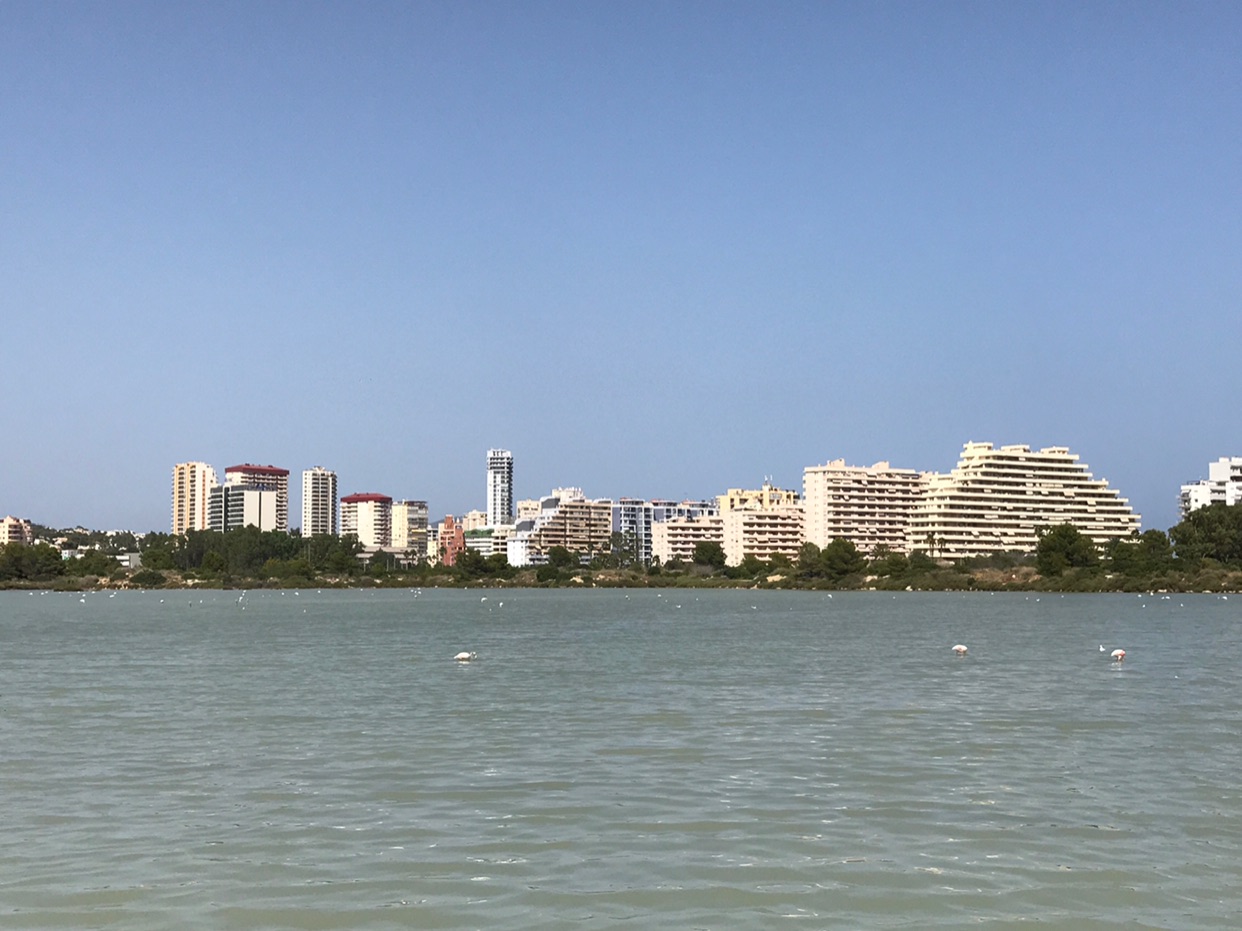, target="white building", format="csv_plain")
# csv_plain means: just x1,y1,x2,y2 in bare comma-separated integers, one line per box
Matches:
340,493,393,548
612,499,654,565
171,461,218,535
907,442,1140,559
487,449,514,526
301,466,338,537
207,484,280,533
803,460,927,554
224,464,290,533
1179,457,1242,519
